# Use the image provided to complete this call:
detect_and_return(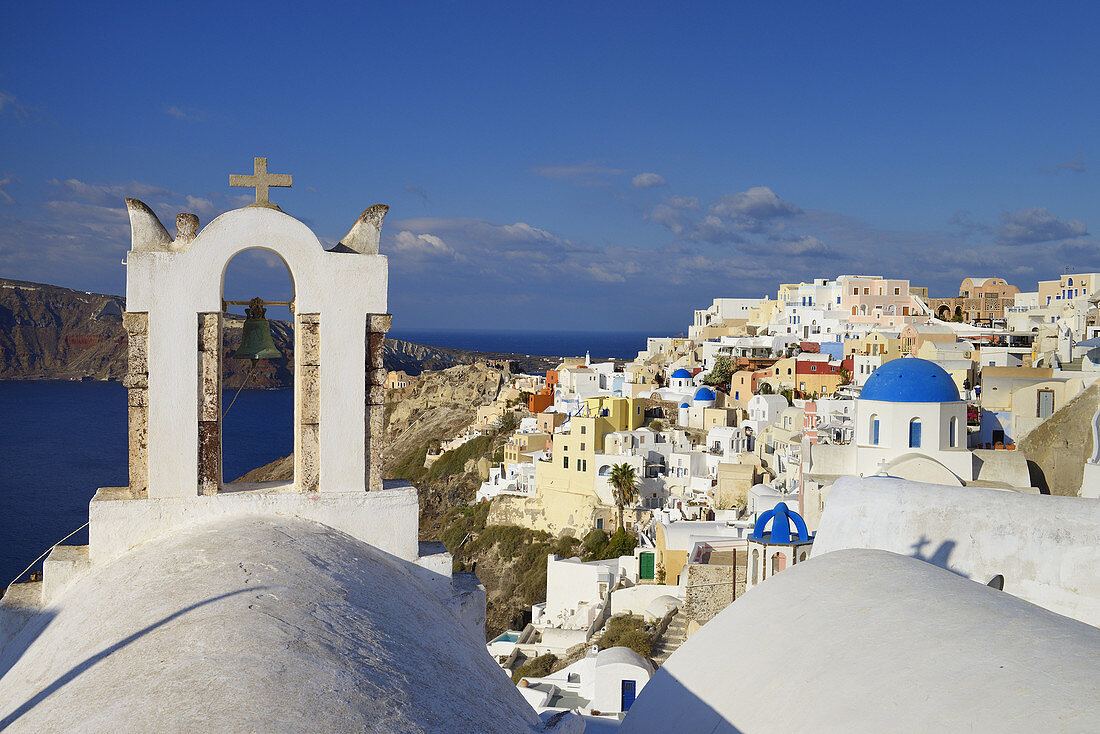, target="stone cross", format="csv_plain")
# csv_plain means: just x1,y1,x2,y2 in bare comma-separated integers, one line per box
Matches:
230,157,292,206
